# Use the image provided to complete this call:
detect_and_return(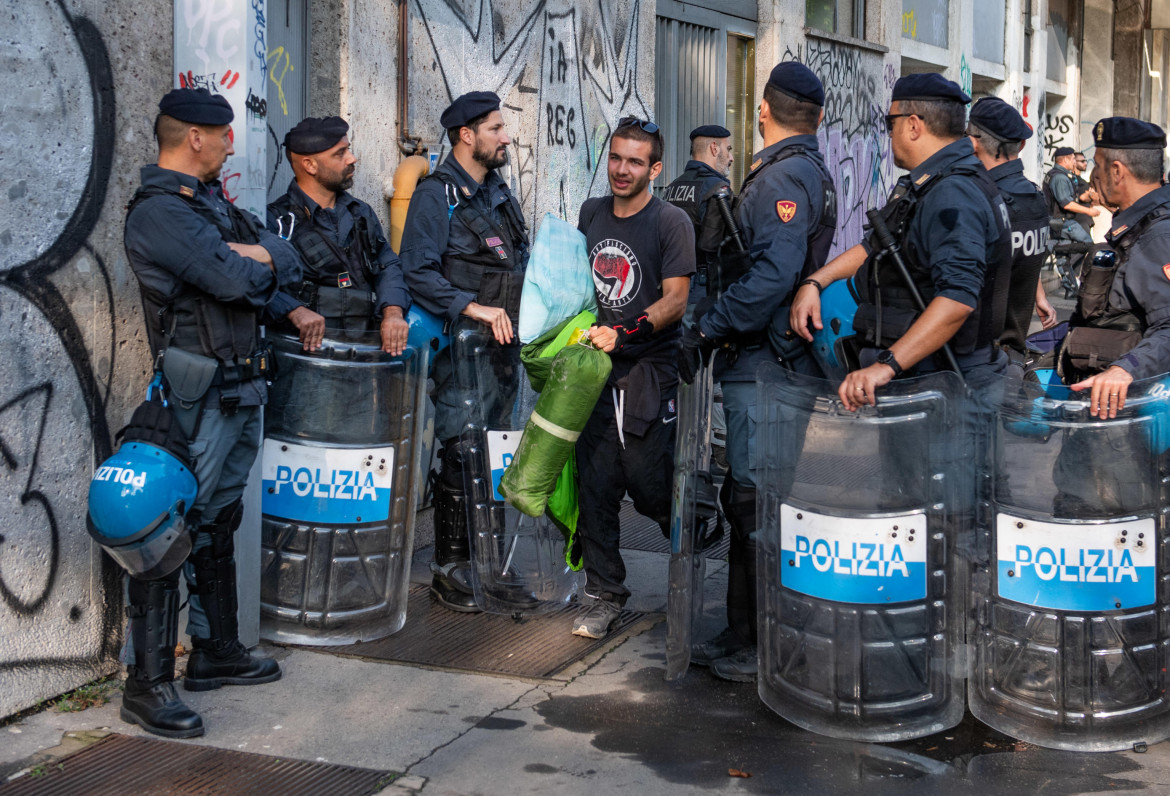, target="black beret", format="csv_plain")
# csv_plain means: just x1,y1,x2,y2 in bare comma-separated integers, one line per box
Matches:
440,91,501,130
689,124,731,140
1093,116,1168,150
969,97,1032,141
1052,146,1076,158
284,116,350,154
158,87,233,126
767,62,824,106
891,73,970,104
